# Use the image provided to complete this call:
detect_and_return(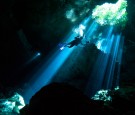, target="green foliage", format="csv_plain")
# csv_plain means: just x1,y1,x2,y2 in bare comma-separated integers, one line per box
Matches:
92,0,127,27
